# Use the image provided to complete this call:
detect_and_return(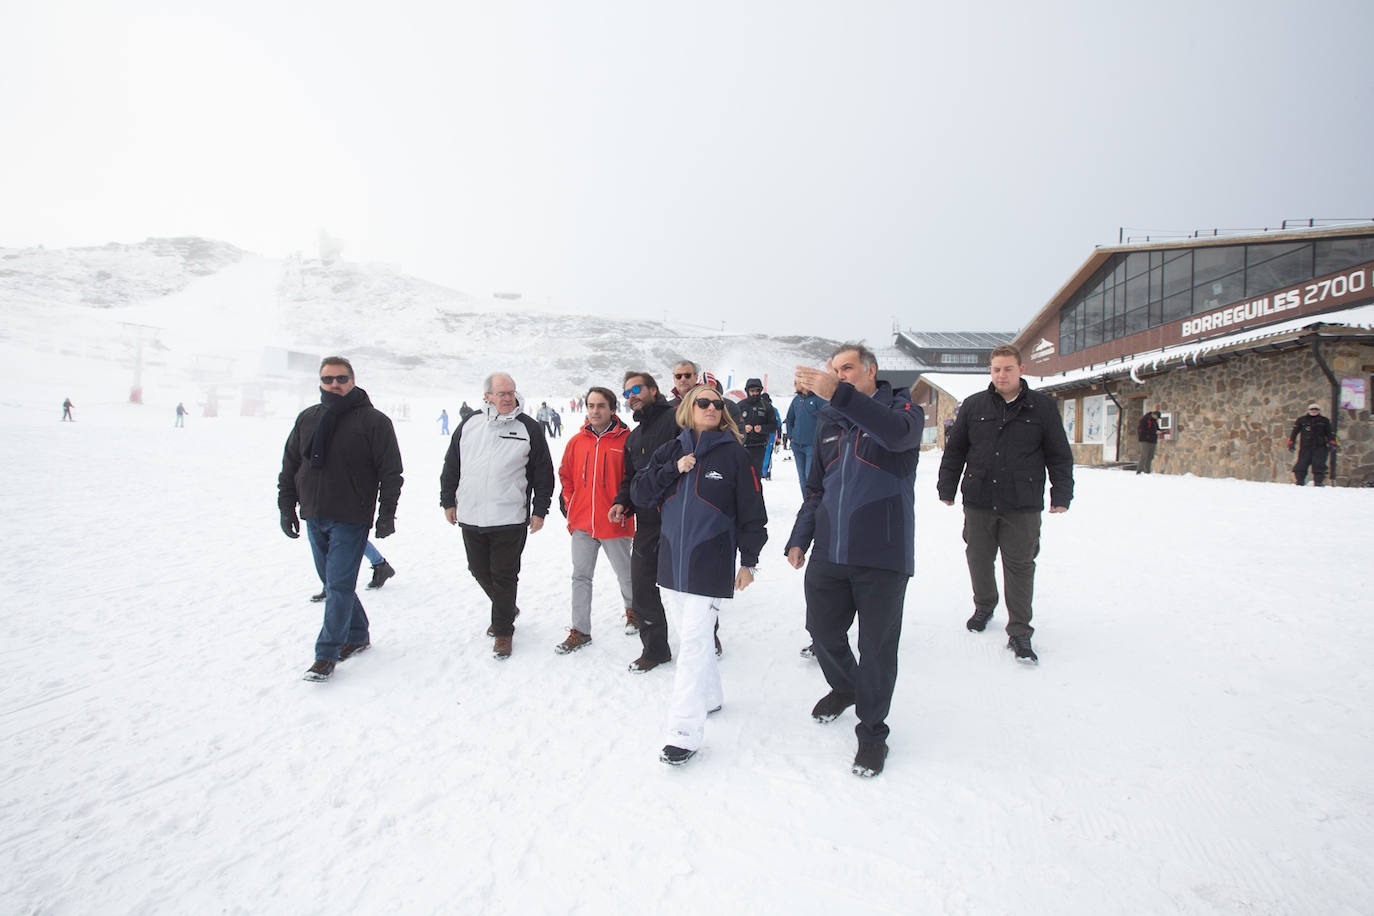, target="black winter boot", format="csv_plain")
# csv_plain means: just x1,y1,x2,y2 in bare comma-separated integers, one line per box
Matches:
366,561,395,589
